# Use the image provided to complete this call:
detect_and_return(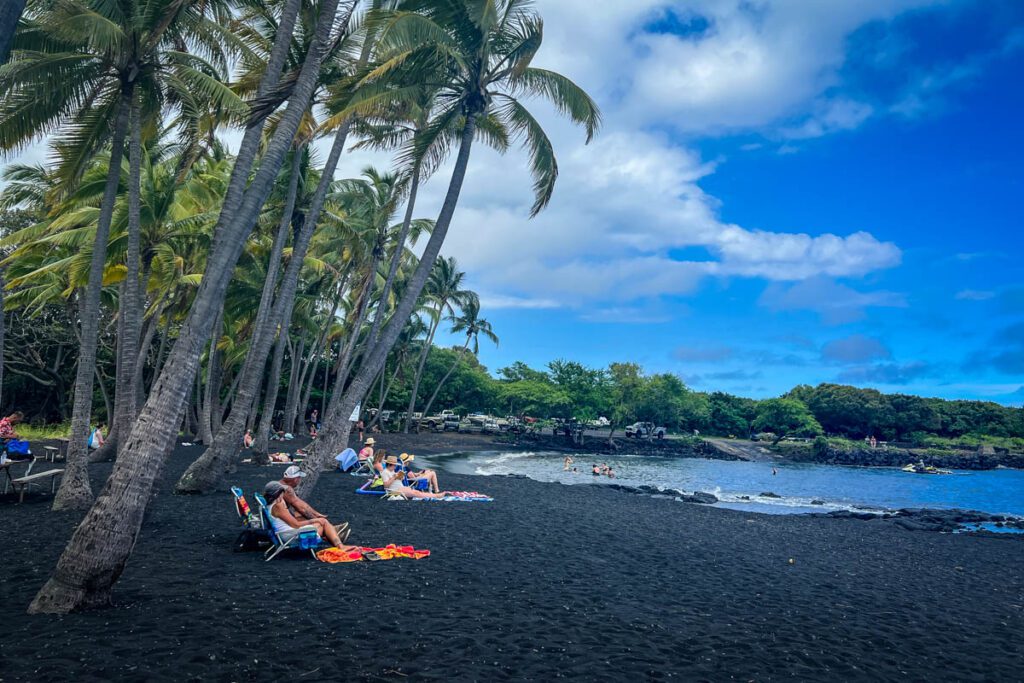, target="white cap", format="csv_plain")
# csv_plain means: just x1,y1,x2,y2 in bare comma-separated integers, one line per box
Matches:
283,465,306,479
